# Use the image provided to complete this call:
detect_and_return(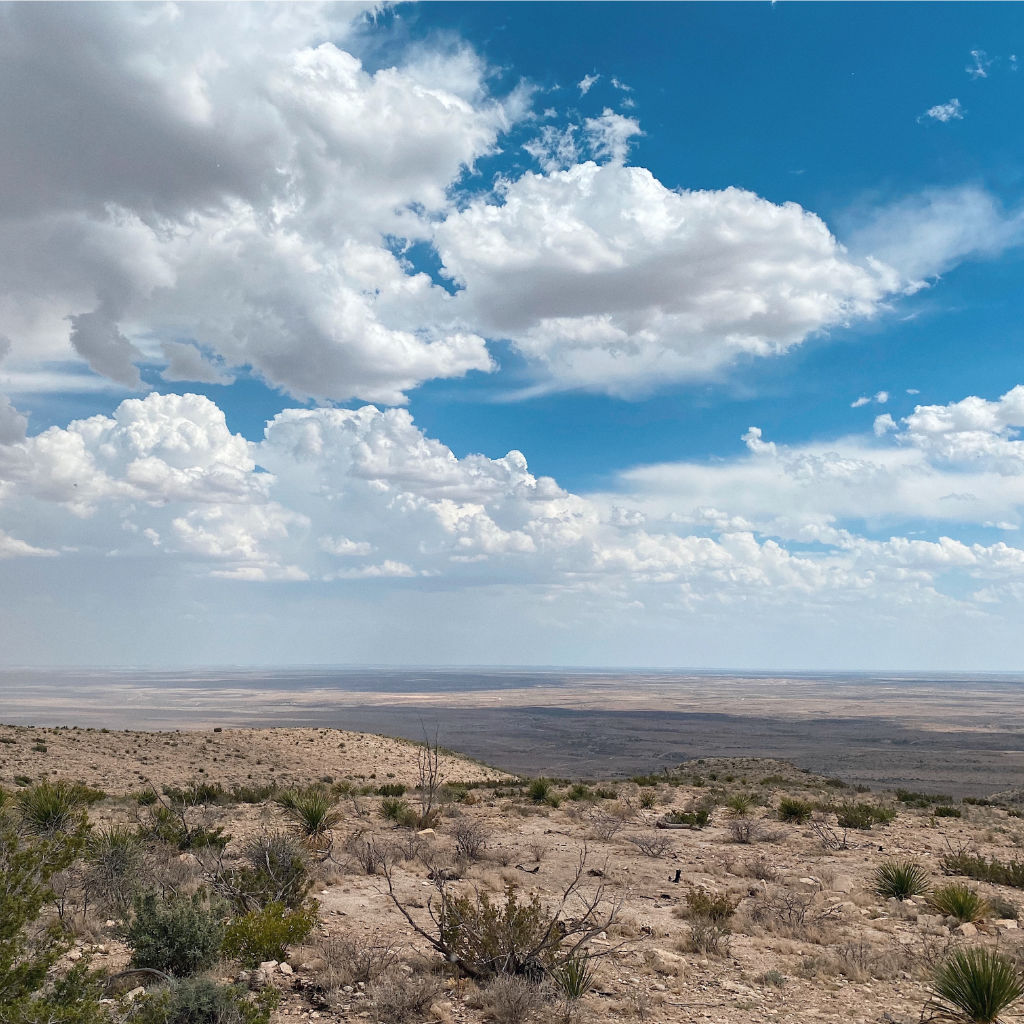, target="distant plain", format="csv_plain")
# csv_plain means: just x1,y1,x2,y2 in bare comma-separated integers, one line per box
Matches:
2,668,1022,795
